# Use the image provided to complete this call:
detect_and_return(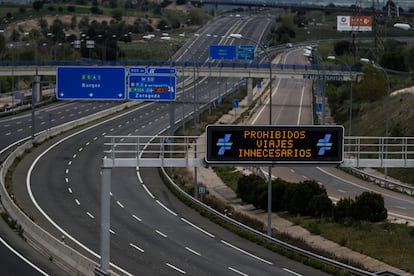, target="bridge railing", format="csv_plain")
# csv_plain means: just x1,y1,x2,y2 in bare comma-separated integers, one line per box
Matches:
344,136,414,168
103,135,414,169
0,60,363,73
